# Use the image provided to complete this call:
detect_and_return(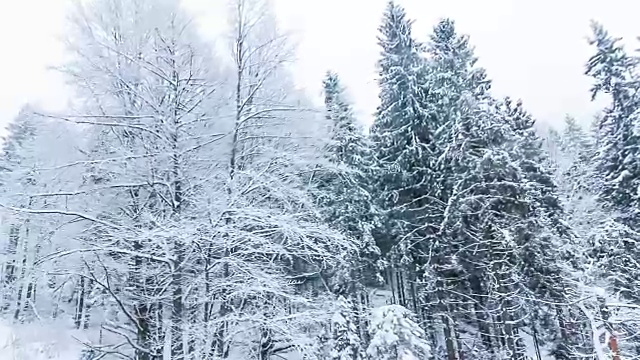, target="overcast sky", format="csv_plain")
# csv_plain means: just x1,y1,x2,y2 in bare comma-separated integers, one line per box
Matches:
1,0,640,132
